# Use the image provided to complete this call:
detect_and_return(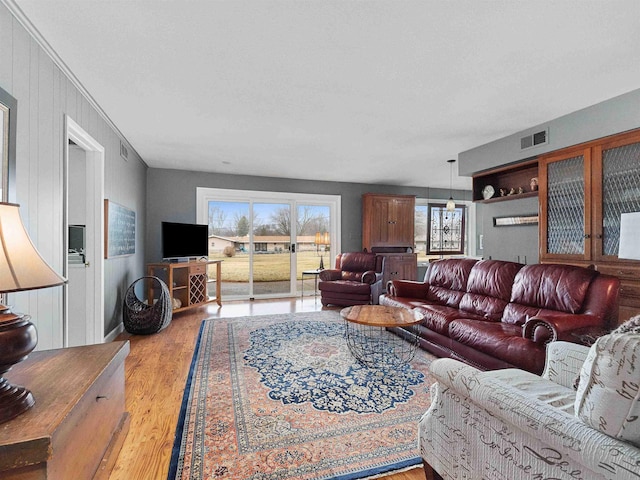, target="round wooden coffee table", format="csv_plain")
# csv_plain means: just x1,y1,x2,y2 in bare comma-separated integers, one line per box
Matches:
340,305,424,368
